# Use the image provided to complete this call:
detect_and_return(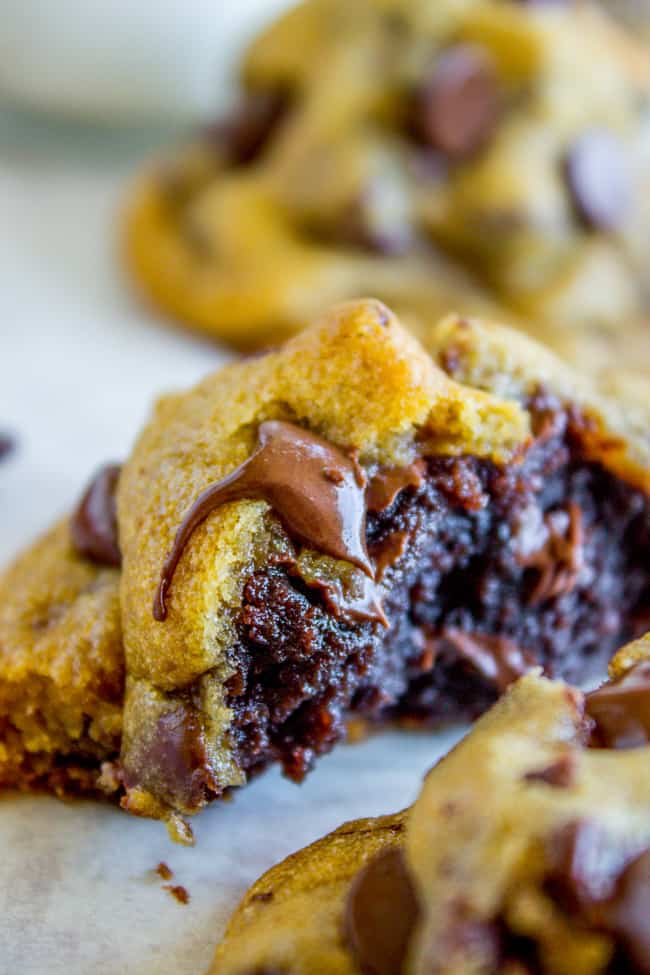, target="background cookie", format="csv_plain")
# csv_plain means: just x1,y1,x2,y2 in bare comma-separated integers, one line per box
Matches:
125,0,650,370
